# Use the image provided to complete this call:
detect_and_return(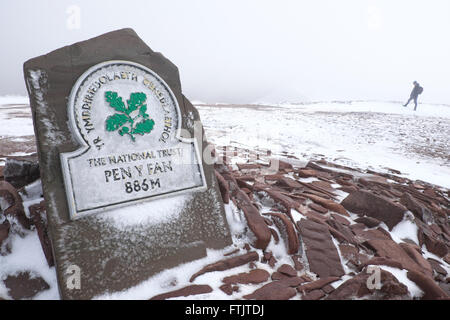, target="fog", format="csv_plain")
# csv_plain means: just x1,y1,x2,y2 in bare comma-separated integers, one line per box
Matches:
1,0,449,104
